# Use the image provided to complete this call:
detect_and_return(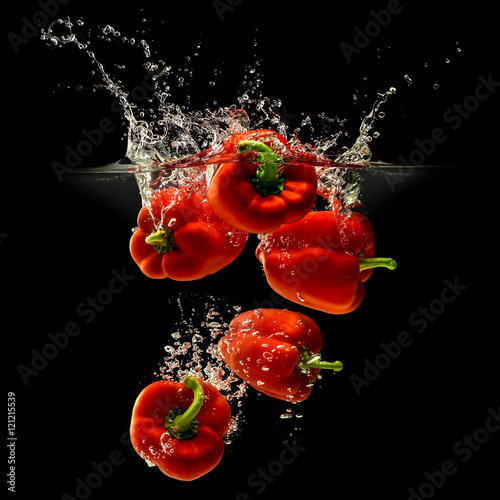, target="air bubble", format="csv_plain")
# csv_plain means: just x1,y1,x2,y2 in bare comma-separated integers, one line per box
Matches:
207,321,222,328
